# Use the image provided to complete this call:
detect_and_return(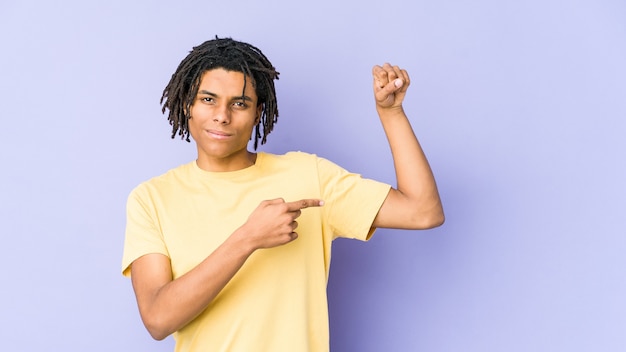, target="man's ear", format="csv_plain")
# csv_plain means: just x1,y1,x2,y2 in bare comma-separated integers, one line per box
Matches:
184,102,192,119
255,104,263,124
